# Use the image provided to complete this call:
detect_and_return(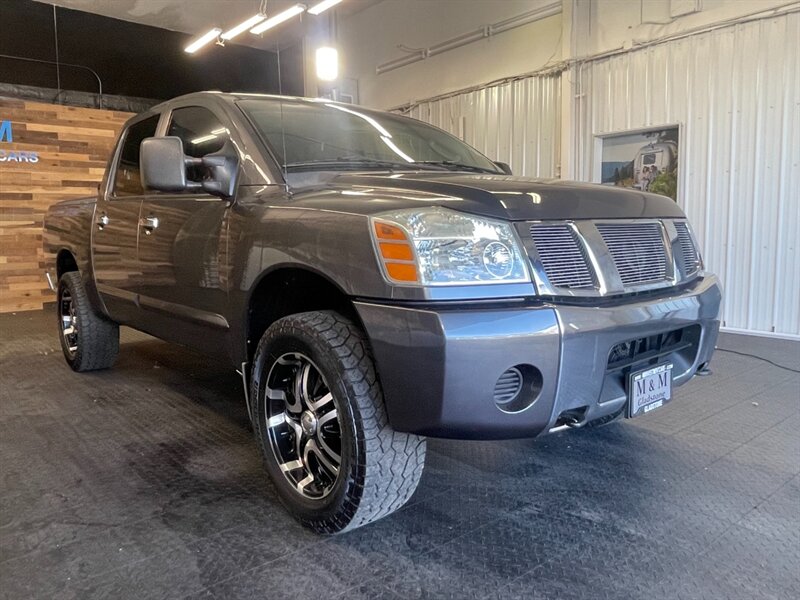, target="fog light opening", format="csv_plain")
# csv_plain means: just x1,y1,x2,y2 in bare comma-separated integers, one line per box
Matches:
494,364,543,413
